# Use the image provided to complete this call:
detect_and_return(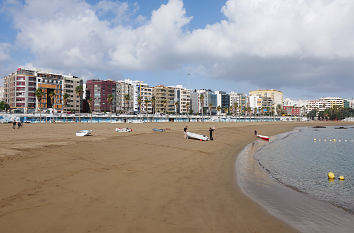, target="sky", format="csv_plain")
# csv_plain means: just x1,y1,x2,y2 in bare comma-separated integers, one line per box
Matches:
0,0,354,99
